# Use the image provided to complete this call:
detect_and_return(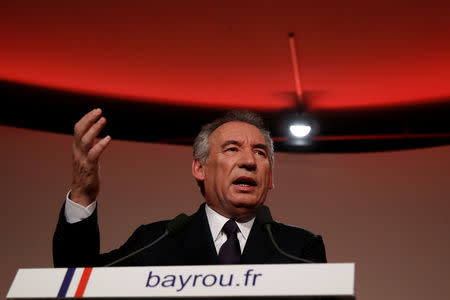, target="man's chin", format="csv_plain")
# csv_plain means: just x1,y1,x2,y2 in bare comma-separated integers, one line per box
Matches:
229,206,258,222
228,198,264,217
229,195,261,208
